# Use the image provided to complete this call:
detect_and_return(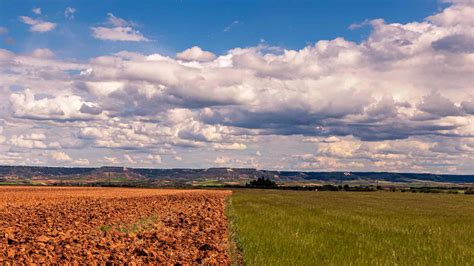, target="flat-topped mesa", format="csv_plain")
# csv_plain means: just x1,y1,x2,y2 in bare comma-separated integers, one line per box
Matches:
0,165,473,184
